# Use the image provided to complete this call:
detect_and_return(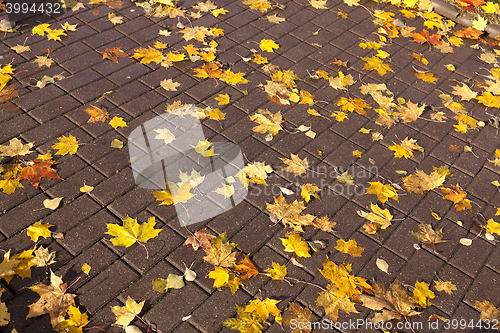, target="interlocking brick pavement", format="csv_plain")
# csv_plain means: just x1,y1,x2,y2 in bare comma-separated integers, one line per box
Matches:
2,0,500,331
